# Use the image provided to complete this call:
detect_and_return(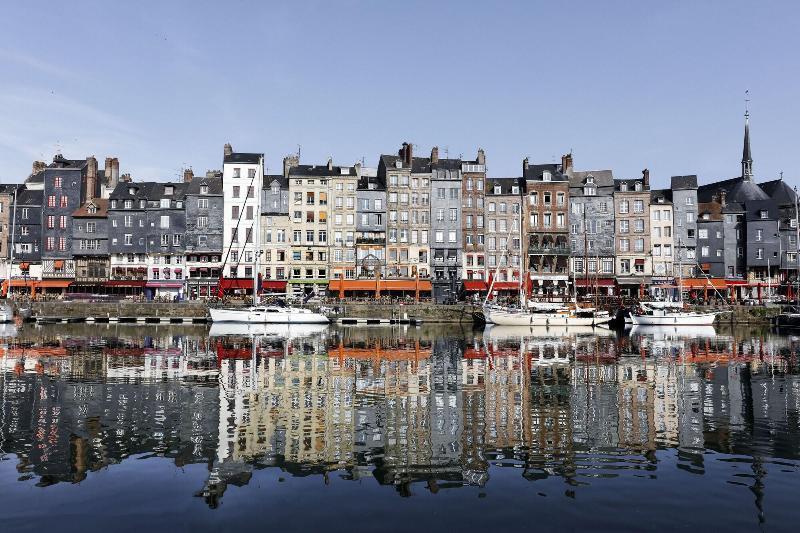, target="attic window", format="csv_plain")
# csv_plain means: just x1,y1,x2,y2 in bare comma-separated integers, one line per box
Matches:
586,176,594,184
87,205,96,214
760,210,768,219
128,187,136,195
164,186,174,195
271,182,279,194
395,160,402,169
634,182,642,191
702,213,710,220
542,171,551,181
368,183,377,190
512,185,519,195
657,197,664,203
584,185,596,196
340,168,349,175
494,185,501,194
200,185,208,195
619,182,628,192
